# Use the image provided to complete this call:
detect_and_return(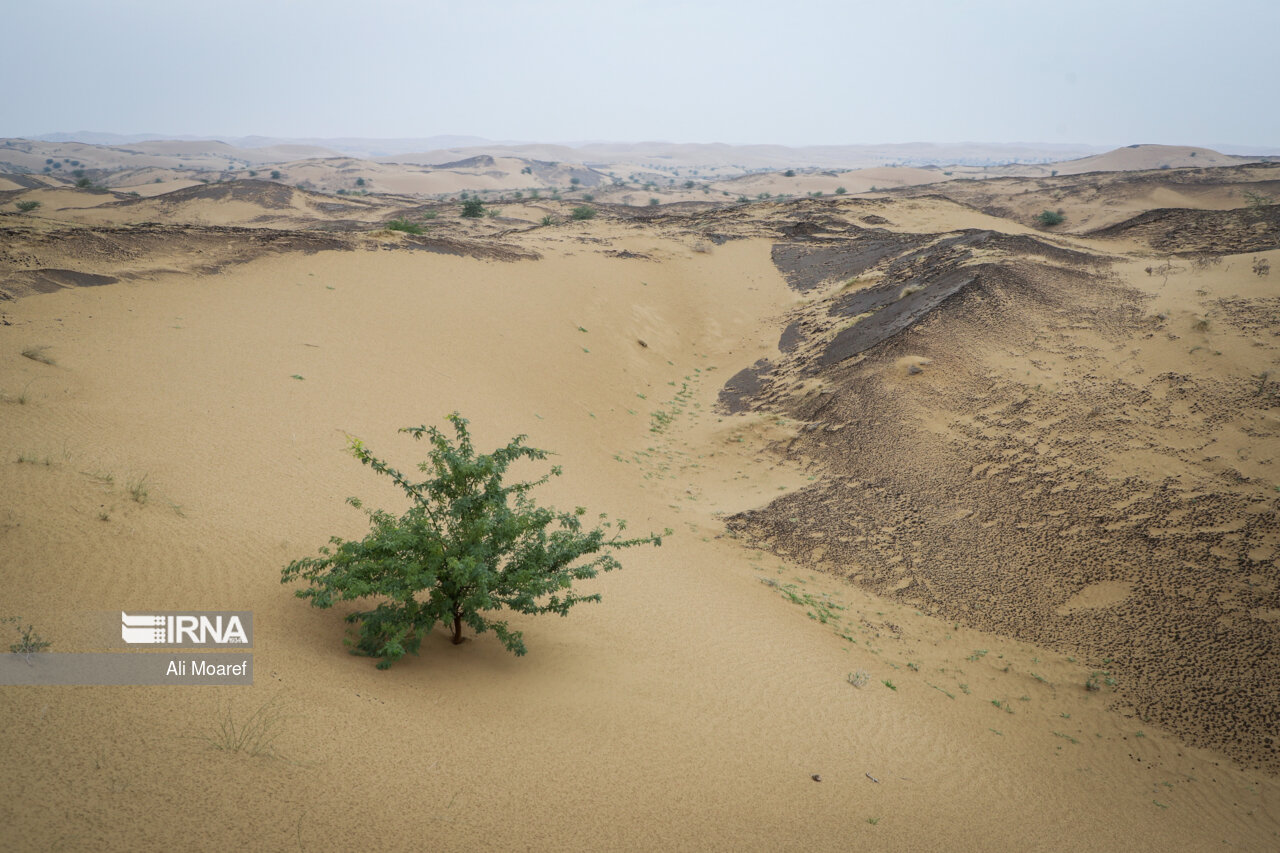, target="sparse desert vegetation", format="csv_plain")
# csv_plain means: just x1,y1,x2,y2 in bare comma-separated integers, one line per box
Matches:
1035,209,1066,227
383,217,424,234
4,616,53,662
